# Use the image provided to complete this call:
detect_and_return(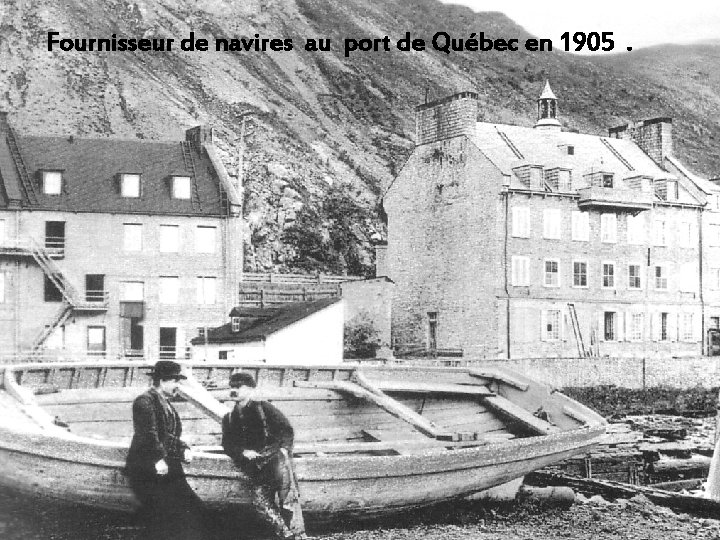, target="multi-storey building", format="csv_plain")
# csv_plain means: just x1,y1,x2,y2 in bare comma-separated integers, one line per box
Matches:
0,113,242,360
383,83,720,358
